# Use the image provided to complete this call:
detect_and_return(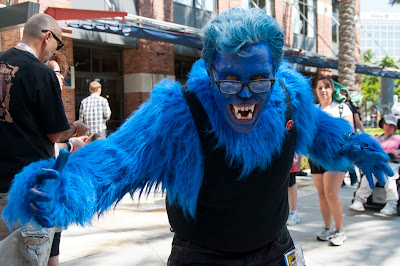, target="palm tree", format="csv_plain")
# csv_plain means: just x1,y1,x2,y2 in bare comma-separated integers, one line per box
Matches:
338,0,356,91
390,0,400,5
